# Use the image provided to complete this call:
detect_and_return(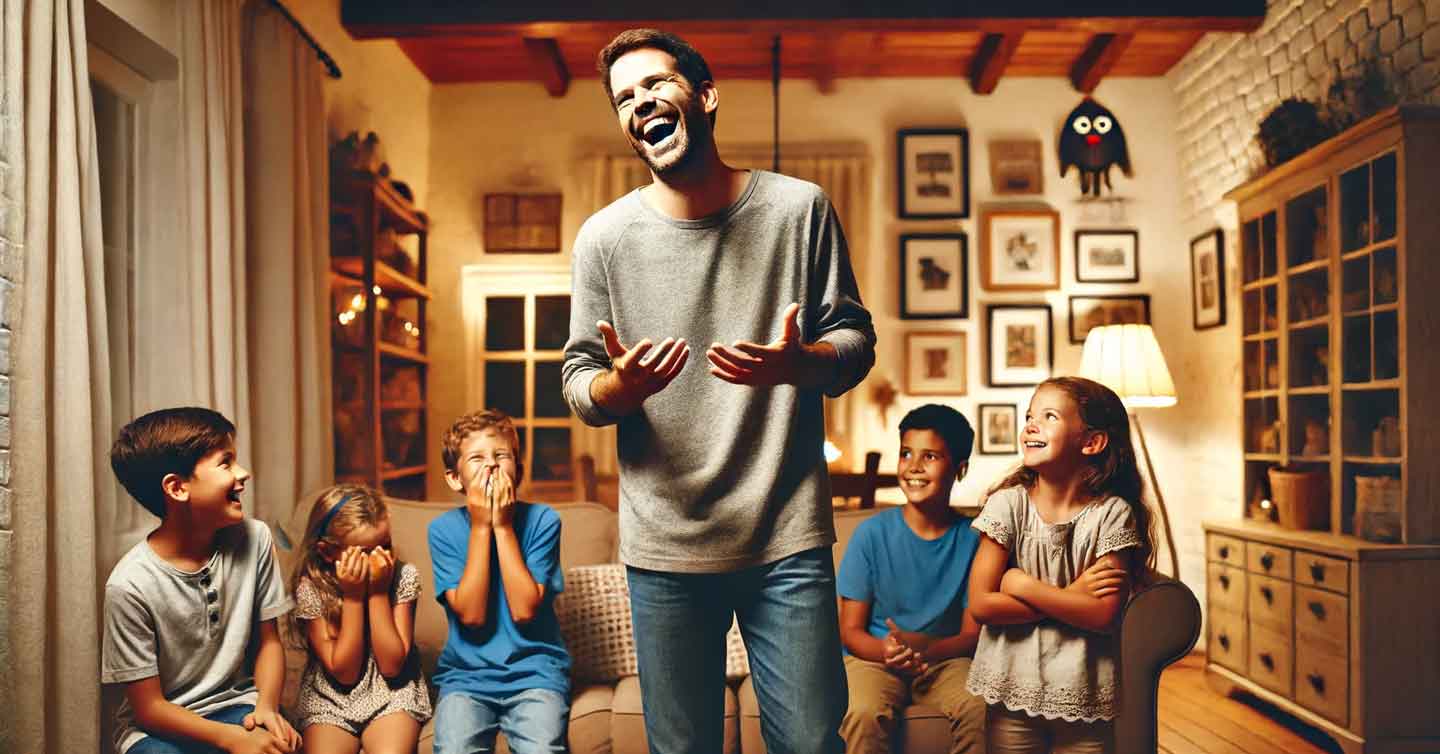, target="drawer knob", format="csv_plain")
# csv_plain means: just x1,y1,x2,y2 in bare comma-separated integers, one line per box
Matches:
1218,633,1230,651
1308,673,1326,694
1220,573,1231,590
1310,561,1326,582
1260,585,1274,604
1219,545,1231,559
1260,552,1275,570
1260,653,1275,671
1309,601,1326,620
